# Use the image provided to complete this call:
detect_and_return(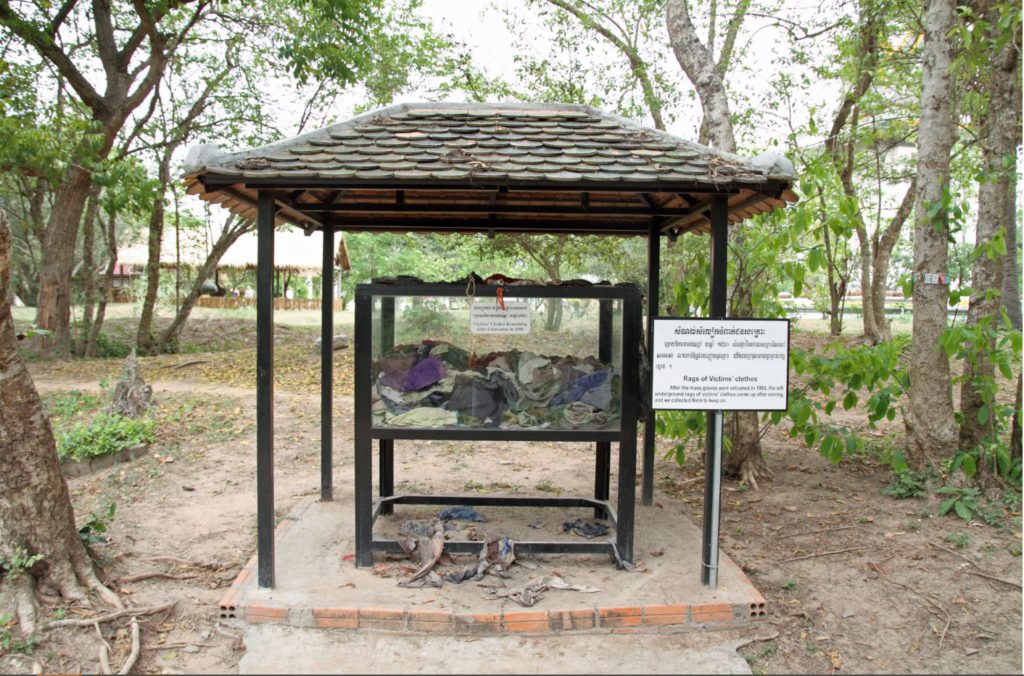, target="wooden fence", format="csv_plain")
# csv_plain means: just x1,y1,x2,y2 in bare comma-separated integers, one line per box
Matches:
196,297,345,311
